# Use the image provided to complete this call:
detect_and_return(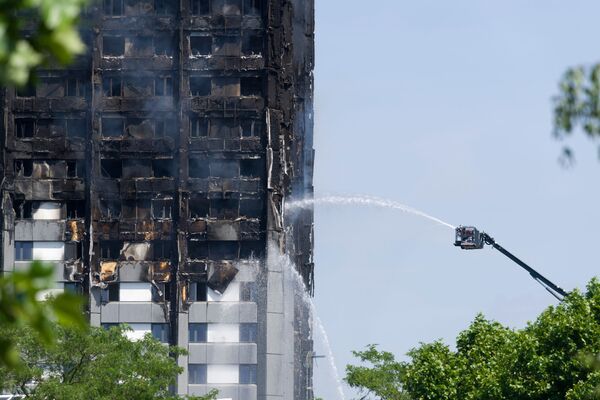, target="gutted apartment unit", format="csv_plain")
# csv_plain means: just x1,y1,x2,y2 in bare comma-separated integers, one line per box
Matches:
1,0,314,399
